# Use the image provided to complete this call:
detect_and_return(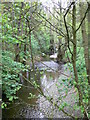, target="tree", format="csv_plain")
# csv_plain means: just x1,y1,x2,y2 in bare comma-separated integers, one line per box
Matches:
1,1,90,119
57,1,64,63
87,2,90,85
79,2,90,85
